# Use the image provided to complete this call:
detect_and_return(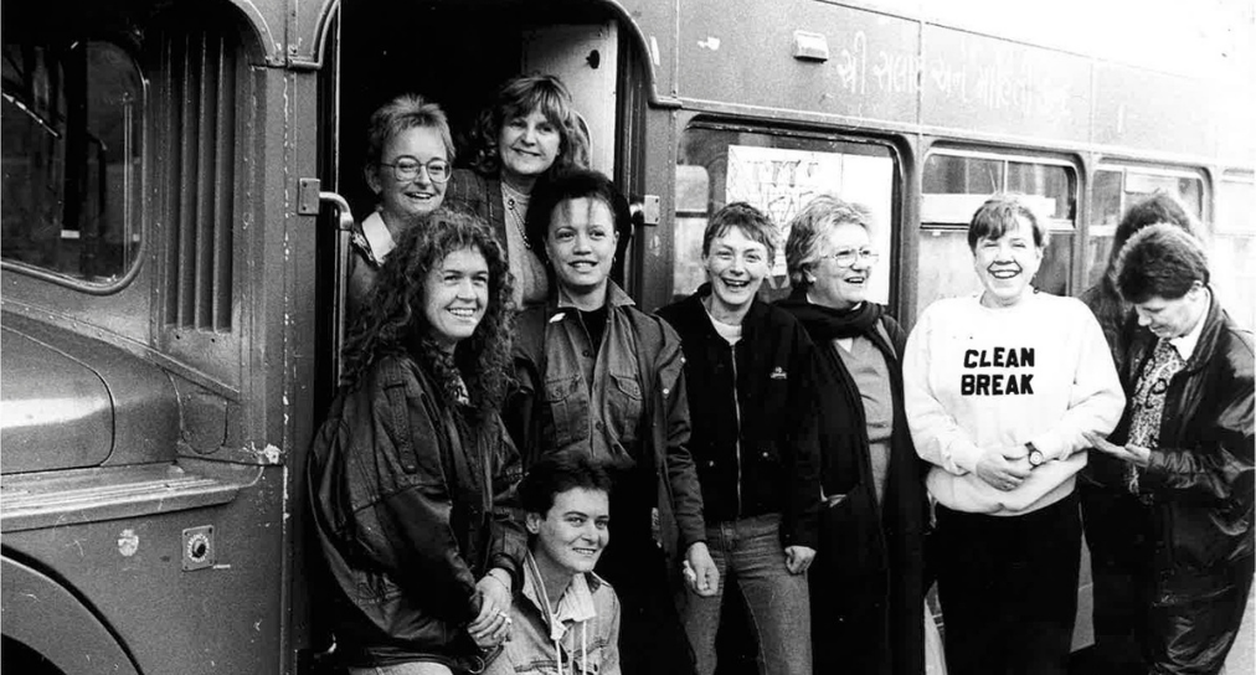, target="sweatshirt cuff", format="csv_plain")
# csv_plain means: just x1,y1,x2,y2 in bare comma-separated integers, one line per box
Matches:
948,437,983,474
